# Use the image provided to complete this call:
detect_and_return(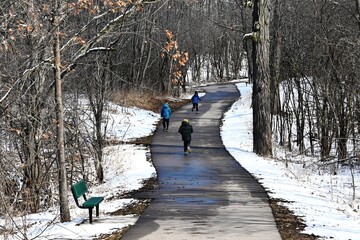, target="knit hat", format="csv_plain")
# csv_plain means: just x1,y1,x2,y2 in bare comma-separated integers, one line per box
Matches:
183,119,189,123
